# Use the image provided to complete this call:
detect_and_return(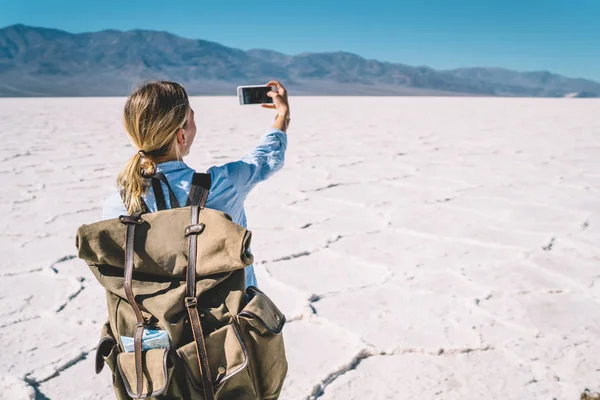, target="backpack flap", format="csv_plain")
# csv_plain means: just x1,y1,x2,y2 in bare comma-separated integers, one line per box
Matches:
116,348,171,398
239,286,286,335
76,207,254,281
